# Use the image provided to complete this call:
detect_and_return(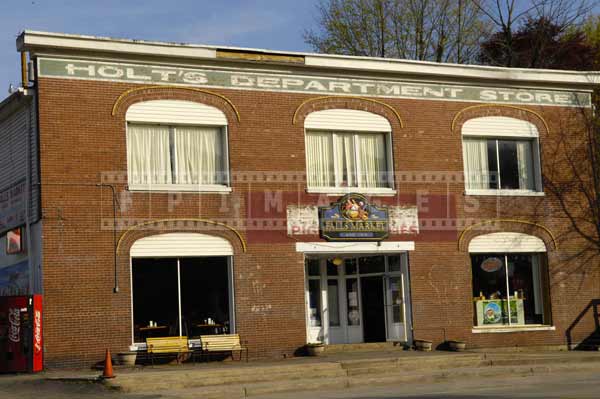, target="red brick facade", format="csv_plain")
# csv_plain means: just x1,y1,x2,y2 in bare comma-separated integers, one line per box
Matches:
35,75,600,368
